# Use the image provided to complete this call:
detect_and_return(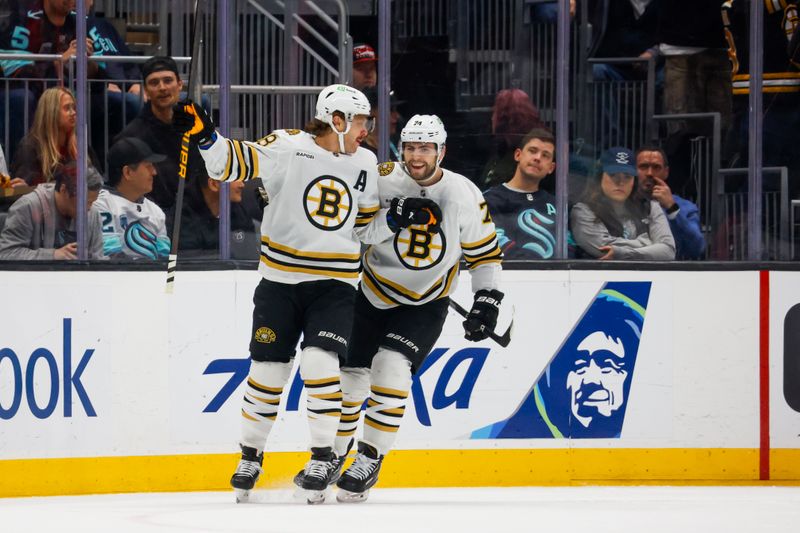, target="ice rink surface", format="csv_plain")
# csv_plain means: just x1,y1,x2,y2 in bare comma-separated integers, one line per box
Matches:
1,486,799,533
